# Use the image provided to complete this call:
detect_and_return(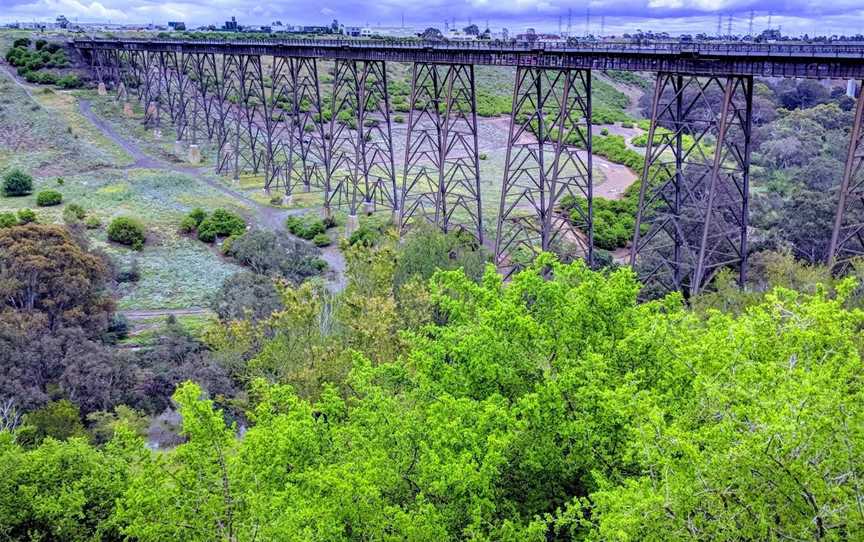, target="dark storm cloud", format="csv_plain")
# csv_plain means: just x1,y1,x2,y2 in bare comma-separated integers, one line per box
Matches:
1,0,861,35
